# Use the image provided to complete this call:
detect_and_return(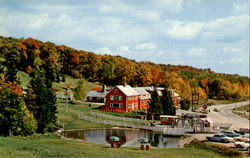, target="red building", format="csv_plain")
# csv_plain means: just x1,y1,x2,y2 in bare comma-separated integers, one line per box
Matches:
134,87,151,110
105,85,141,112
